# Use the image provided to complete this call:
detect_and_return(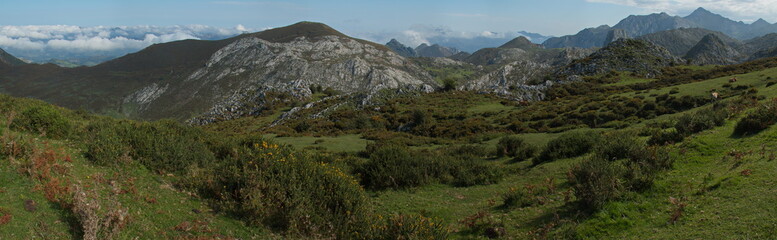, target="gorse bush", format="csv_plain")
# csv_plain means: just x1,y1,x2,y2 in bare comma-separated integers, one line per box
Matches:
190,138,370,237
501,187,533,208
570,131,673,210
11,105,72,139
569,157,625,210
357,146,433,190
734,98,777,136
535,130,601,165
674,107,728,136
364,214,449,240
356,145,502,190
83,118,215,173
496,136,537,162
